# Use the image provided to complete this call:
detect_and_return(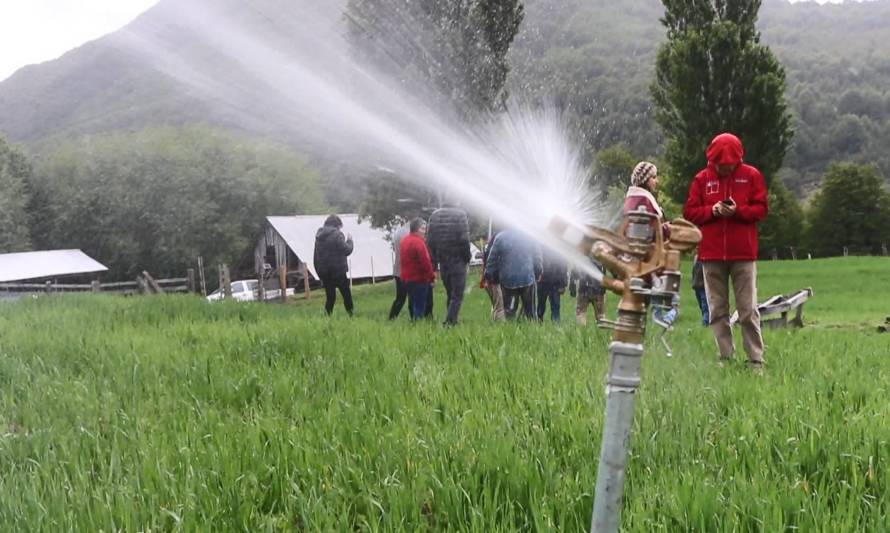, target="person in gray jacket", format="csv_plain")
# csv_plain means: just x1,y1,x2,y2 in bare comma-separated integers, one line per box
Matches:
388,223,410,319
426,202,471,325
